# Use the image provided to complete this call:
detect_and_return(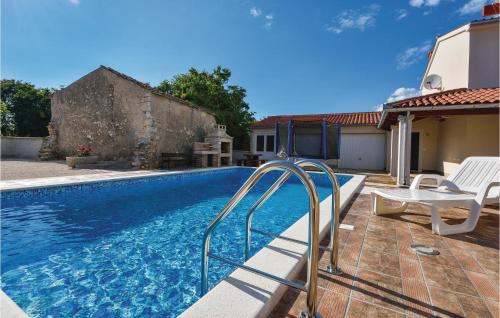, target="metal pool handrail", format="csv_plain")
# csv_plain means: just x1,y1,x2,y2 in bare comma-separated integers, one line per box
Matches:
201,161,322,318
244,159,342,275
